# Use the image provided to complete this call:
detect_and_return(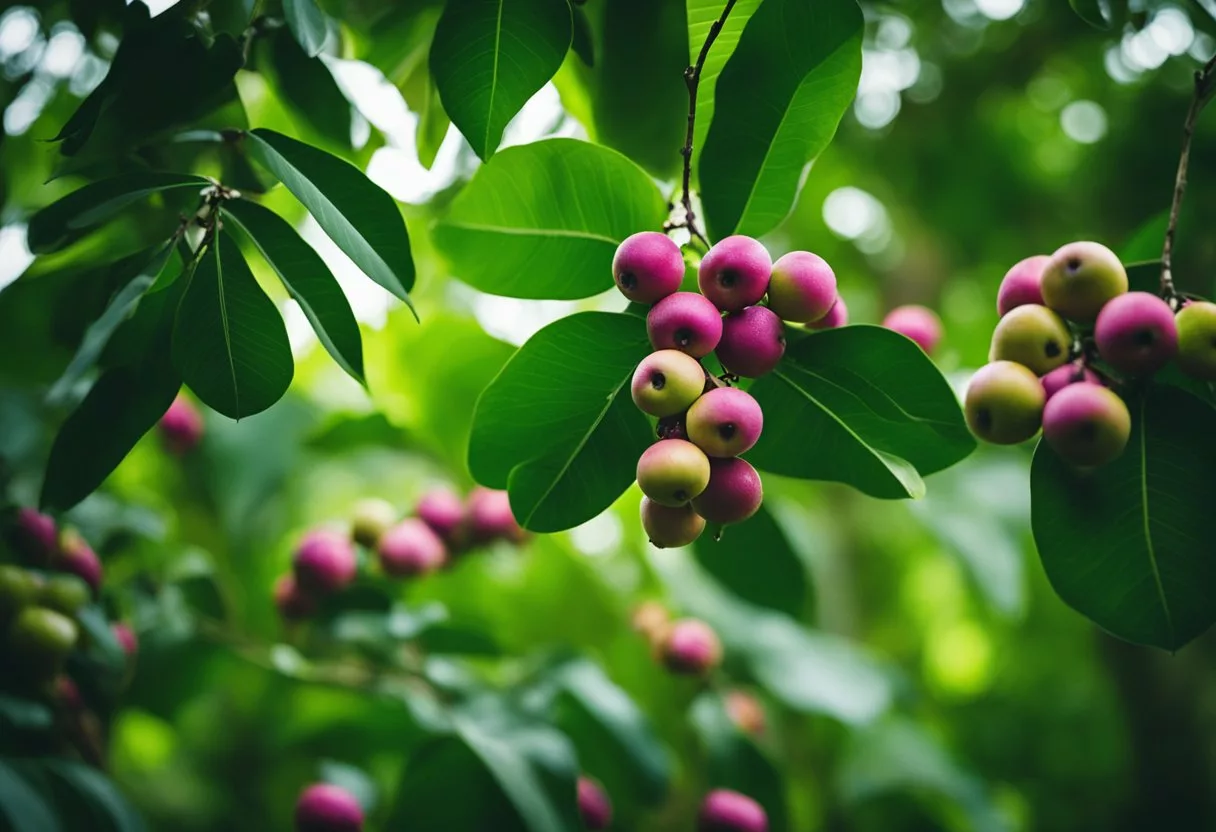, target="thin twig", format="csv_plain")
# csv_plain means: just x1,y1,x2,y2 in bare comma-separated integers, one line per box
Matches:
1161,51,1216,302
671,0,738,248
